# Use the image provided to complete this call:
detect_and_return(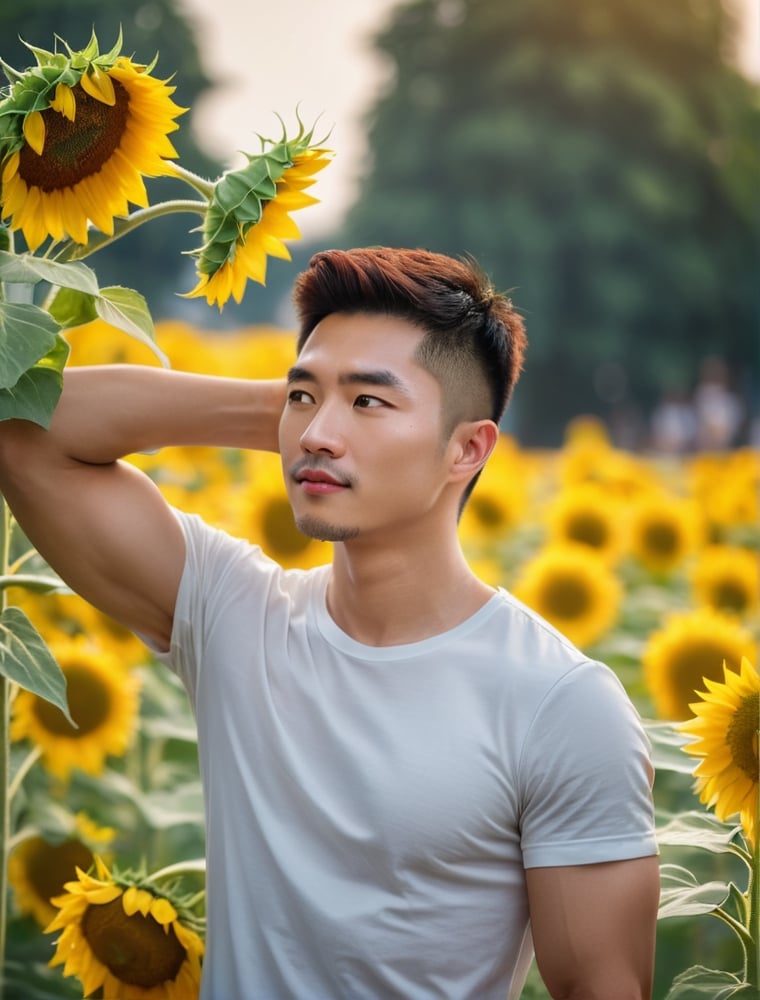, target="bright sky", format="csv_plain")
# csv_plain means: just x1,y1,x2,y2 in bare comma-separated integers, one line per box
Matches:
179,0,400,239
